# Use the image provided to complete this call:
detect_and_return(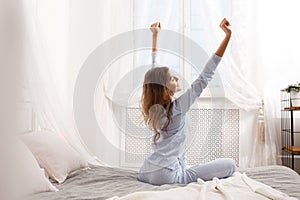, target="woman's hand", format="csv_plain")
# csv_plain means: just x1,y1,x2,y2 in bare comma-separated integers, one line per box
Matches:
150,22,161,52
150,22,161,35
219,18,231,37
